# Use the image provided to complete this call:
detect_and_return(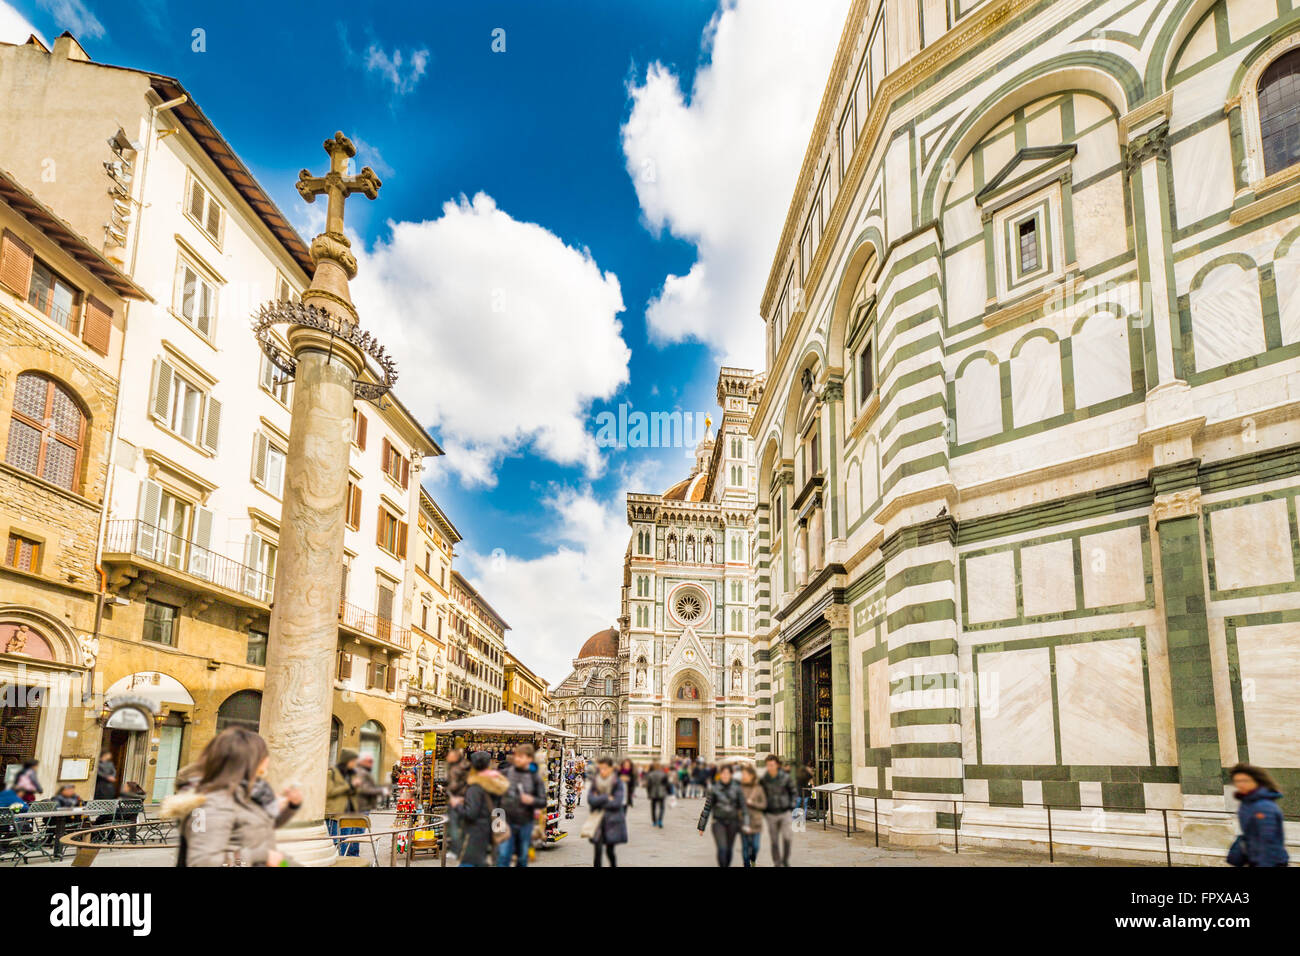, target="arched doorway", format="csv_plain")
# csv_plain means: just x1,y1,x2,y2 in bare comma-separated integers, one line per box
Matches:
216,690,262,733
359,719,384,774
668,671,709,760
103,673,194,800
1,613,83,791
